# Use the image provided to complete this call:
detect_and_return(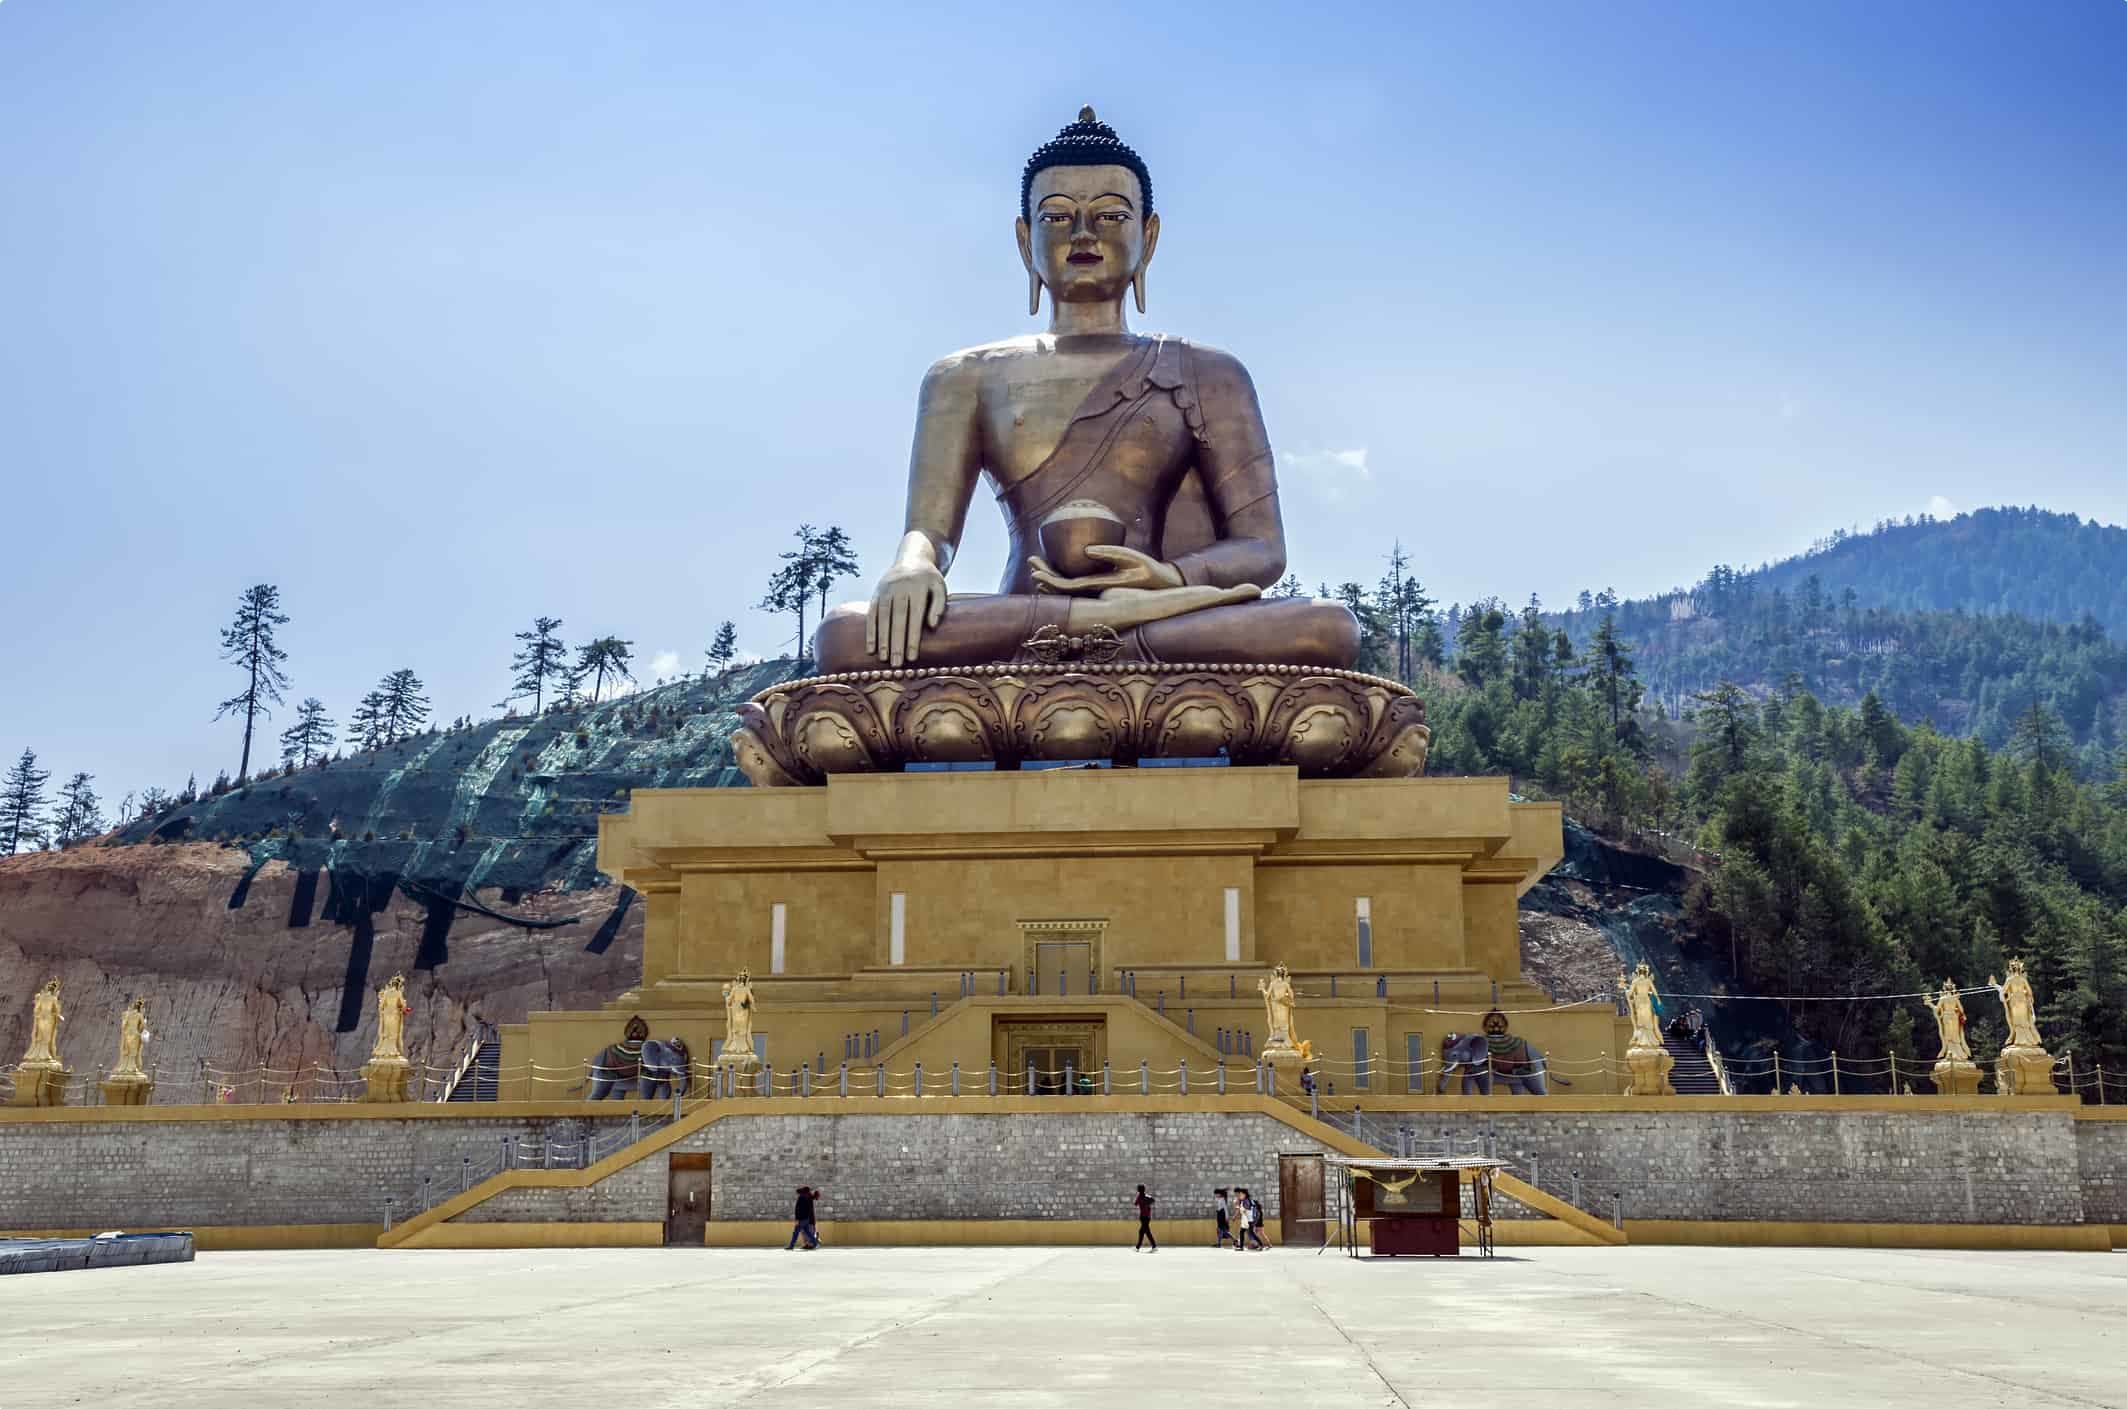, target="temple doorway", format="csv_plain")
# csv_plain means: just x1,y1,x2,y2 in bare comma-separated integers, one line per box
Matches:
1279,1153,1327,1246
664,1154,710,1246
1017,918,1106,997
996,1017,1107,1095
